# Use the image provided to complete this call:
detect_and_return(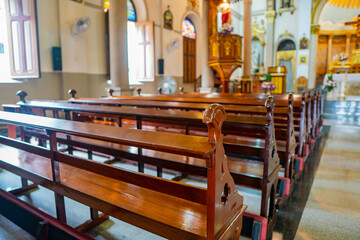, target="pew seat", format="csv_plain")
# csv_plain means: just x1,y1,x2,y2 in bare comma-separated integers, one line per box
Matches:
0,144,209,239
58,134,269,181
